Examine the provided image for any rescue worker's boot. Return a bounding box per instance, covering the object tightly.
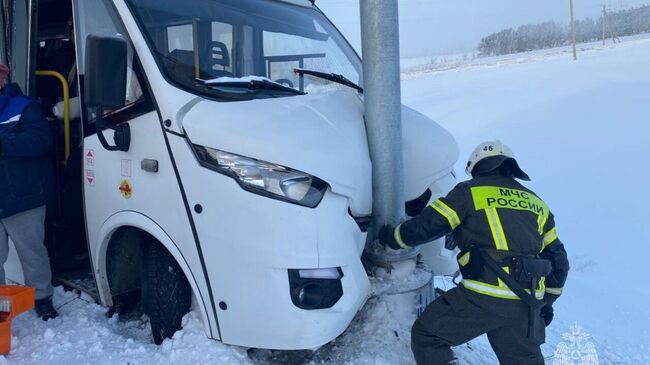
[35,297,59,321]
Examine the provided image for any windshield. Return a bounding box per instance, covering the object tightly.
[127,0,362,100]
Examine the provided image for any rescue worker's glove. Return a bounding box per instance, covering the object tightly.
[541,294,559,327]
[378,225,403,250]
[541,304,554,327]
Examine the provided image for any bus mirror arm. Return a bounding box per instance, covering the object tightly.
[95,106,131,152]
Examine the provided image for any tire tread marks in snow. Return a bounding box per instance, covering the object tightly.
[143,242,192,345]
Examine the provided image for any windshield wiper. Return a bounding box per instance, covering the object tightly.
[294,68,363,93]
[200,78,305,96]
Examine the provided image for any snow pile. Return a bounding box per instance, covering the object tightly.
[4,285,421,365]
[312,293,417,364]
[7,287,249,365]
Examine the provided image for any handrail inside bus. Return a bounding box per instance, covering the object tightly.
[35,70,70,166]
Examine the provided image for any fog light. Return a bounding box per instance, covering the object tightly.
[297,283,325,308]
[288,268,344,310]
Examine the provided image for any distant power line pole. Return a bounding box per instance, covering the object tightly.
[569,0,577,60]
[602,5,621,45]
[602,5,606,44]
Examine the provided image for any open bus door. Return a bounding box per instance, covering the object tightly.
[1,0,96,298]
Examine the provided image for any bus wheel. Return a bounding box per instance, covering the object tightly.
[142,242,191,345]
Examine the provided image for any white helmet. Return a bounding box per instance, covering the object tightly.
[465,140,530,180]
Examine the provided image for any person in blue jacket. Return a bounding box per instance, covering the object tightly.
[0,64,57,320]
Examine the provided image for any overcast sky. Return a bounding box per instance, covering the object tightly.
[318,0,650,57]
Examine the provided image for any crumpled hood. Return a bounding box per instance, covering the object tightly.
[181,90,458,215]
[181,90,373,215]
[401,106,459,200]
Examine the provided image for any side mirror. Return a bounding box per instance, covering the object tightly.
[84,34,130,152]
[85,34,127,108]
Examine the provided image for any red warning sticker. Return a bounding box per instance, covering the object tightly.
[85,149,94,166]
[119,179,132,199]
[85,170,95,186]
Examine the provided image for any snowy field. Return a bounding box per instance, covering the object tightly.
[400,33,650,75]
[402,35,650,364]
[5,37,650,364]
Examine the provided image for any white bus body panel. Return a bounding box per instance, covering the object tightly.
[82,110,219,339]
[169,131,371,349]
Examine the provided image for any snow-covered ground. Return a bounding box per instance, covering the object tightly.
[5,37,650,364]
[403,35,650,364]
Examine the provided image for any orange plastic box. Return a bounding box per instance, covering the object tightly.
[0,320,10,355]
[0,285,35,355]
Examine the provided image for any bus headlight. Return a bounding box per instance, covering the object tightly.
[193,145,328,208]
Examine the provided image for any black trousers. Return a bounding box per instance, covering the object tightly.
[411,286,545,365]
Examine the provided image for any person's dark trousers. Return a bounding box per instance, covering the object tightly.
[411,286,544,365]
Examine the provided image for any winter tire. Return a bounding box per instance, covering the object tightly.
[142,243,191,345]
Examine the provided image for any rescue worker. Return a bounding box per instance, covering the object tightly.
[0,64,58,320]
[380,141,569,365]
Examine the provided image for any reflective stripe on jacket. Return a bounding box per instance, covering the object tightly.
[389,175,569,300]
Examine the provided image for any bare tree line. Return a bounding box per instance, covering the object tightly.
[478,5,650,56]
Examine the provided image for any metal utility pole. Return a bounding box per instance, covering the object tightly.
[569,0,577,60]
[360,0,405,234]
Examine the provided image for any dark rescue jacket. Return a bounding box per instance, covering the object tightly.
[389,175,569,301]
[0,84,52,219]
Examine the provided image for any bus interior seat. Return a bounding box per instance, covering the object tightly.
[208,41,232,78]
[167,43,233,82]
[167,49,199,86]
